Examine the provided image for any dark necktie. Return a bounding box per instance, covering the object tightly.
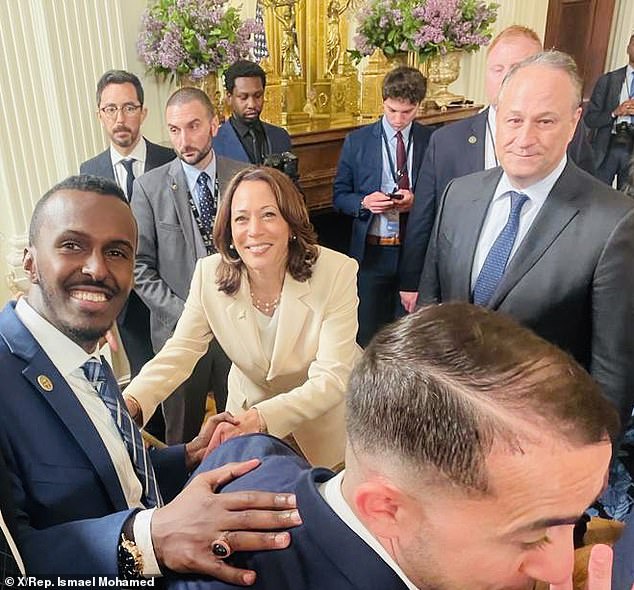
[0,519,21,577]
[121,158,136,201]
[473,191,529,306]
[196,172,215,232]
[630,73,634,124]
[247,128,262,164]
[396,131,410,190]
[82,358,162,509]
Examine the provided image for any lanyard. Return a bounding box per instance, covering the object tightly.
[380,118,413,188]
[186,179,219,256]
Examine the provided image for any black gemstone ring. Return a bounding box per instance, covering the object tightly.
[211,534,232,559]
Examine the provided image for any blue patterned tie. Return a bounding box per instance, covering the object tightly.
[473,191,529,306]
[82,358,162,508]
[196,172,215,232]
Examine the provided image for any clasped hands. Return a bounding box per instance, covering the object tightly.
[613,98,634,118]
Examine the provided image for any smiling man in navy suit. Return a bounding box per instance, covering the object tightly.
[80,70,175,380]
[0,175,301,580]
[333,66,431,346]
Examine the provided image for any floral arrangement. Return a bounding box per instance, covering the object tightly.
[137,0,261,79]
[351,0,498,62]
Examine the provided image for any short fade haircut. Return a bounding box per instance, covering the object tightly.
[29,175,128,246]
[382,66,427,105]
[346,303,619,494]
[487,25,542,55]
[96,70,144,106]
[500,50,583,110]
[224,60,267,93]
[165,86,216,119]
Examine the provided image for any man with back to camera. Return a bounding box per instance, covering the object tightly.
[214,59,292,165]
[585,33,634,191]
[0,175,301,580]
[399,26,595,313]
[167,302,623,590]
[129,87,246,444]
[333,66,432,347]
[80,69,175,379]
[418,49,634,436]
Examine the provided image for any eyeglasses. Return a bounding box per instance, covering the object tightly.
[99,104,143,119]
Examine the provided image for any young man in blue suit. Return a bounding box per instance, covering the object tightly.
[80,70,175,380]
[399,26,595,312]
[333,66,431,346]
[0,175,301,580]
[168,303,621,590]
[585,33,634,190]
[214,60,292,164]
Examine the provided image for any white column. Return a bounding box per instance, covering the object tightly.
[605,0,634,71]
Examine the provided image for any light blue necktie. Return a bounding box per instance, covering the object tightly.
[196,171,215,232]
[82,357,162,508]
[473,191,529,306]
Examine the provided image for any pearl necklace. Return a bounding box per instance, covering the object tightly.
[250,291,281,314]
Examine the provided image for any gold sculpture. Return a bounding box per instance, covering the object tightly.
[262,0,302,78]
[326,0,350,78]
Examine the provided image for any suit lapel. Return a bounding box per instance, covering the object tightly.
[225,276,270,375]
[95,151,115,180]
[467,109,488,171]
[609,67,627,107]
[0,306,127,509]
[453,167,503,299]
[488,164,581,309]
[144,139,158,172]
[224,125,250,162]
[370,121,384,189]
[410,123,426,189]
[167,160,199,260]
[267,274,311,380]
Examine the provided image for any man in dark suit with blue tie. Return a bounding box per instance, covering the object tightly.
[214,60,292,164]
[333,66,431,346]
[418,51,634,514]
[80,70,175,379]
[585,34,634,190]
[0,175,300,579]
[168,303,621,590]
[399,27,594,312]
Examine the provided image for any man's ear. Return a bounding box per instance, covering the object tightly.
[353,479,411,539]
[23,247,38,284]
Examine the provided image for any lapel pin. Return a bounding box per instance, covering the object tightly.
[37,375,54,392]
[171,183,177,190]
[468,135,477,144]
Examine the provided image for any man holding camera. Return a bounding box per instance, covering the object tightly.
[333,67,432,347]
[585,33,634,190]
[214,60,295,176]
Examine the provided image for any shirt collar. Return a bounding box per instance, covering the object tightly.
[15,298,98,377]
[487,105,497,136]
[320,470,419,590]
[381,115,412,143]
[181,153,217,196]
[494,154,567,207]
[110,136,147,167]
[231,114,264,138]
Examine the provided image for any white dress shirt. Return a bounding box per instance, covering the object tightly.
[484,106,499,170]
[615,65,634,127]
[319,471,419,590]
[110,137,147,194]
[15,298,160,576]
[471,155,567,290]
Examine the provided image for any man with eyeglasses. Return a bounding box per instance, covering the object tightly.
[80,70,175,384]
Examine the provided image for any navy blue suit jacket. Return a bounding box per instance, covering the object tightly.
[613,508,634,590]
[0,302,187,575]
[333,119,432,263]
[213,121,292,163]
[585,66,628,169]
[168,434,408,590]
[399,108,596,291]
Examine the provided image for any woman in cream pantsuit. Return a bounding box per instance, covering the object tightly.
[124,167,362,468]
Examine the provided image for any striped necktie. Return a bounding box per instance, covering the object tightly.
[121,158,136,201]
[473,191,529,306]
[82,357,162,508]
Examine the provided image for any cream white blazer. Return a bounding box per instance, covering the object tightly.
[124,246,361,468]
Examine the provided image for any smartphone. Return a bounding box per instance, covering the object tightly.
[386,192,404,201]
